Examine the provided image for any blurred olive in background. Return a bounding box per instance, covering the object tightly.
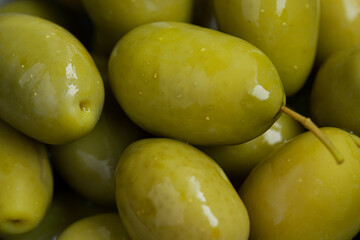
[0,0,69,27]
[4,188,111,240]
[50,100,149,207]
[317,0,360,64]
[0,120,53,236]
[201,114,304,188]
[81,0,194,54]
[58,213,130,240]
[311,47,360,136]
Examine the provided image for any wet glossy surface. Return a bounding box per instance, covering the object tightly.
[201,114,304,188]
[317,0,360,64]
[58,213,130,240]
[311,47,360,136]
[0,120,53,236]
[116,138,250,240]
[51,98,148,206]
[0,14,104,144]
[82,0,193,54]
[239,128,360,240]
[109,21,285,146]
[214,0,320,96]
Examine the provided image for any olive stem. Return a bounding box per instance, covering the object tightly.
[351,135,360,148]
[280,105,344,164]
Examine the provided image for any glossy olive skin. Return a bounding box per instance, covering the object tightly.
[116,138,250,240]
[51,100,148,206]
[317,0,360,64]
[239,128,360,240]
[58,213,130,240]
[201,114,304,188]
[0,14,104,144]
[0,0,68,26]
[0,120,53,236]
[109,22,285,146]
[4,189,111,240]
[214,0,320,96]
[311,47,360,136]
[82,0,193,53]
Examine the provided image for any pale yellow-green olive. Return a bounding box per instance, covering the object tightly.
[109,21,285,146]
[201,113,304,188]
[311,47,360,136]
[239,128,360,240]
[4,188,111,240]
[0,0,68,26]
[116,138,250,240]
[317,0,360,64]
[0,13,104,144]
[51,101,148,207]
[0,120,53,236]
[58,213,130,240]
[82,0,194,53]
[214,0,320,96]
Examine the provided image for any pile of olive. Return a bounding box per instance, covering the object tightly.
[0,0,360,240]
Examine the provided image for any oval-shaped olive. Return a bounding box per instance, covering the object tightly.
[0,120,53,236]
[214,0,320,96]
[58,213,130,240]
[116,138,250,240]
[109,21,285,146]
[311,47,360,136]
[82,0,194,54]
[239,128,360,240]
[317,0,360,64]
[0,13,104,144]
[201,113,304,188]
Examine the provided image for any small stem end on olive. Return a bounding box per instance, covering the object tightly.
[280,105,344,165]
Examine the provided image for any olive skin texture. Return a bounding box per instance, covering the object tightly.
[4,189,111,240]
[0,120,53,236]
[0,13,104,144]
[214,0,320,96]
[109,21,285,146]
[201,113,304,188]
[82,0,194,53]
[239,128,360,240]
[311,47,360,136]
[317,0,360,64]
[58,213,130,240]
[51,100,148,207]
[116,138,250,240]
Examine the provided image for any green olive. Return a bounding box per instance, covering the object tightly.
[239,128,360,240]
[0,0,68,27]
[109,21,285,146]
[201,113,304,188]
[50,100,148,207]
[4,188,111,240]
[0,120,53,236]
[116,138,250,240]
[311,47,360,136]
[214,0,320,96]
[0,13,104,144]
[82,0,194,54]
[58,213,130,240]
[317,0,360,64]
